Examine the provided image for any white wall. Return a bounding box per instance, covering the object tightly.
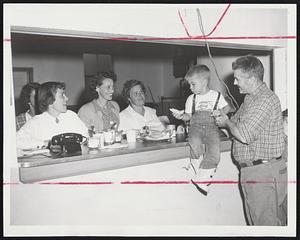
[12,53,85,105]
[197,55,271,89]
[10,152,246,229]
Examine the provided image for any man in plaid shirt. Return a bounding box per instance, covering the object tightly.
[216,55,287,226]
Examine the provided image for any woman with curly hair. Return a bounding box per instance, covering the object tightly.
[78,72,120,133]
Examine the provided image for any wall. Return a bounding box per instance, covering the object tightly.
[12,53,85,106]
[10,152,246,230]
[113,56,176,103]
[197,54,271,108]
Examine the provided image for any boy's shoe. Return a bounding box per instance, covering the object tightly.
[191,168,216,196]
[183,156,203,175]
[191,179,210,196]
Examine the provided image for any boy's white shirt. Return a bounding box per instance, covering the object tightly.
[185,90,228,114]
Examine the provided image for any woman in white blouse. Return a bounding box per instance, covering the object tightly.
[16,82,88,150]
[118,79,168,132]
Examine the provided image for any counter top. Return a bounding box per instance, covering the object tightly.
[18,135,232,183]
[18,135,189,168]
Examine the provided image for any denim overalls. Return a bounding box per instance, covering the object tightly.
[188,92,221,169]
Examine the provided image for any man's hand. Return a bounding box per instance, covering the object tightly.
[215,110,229,127]
[216,111,247,144]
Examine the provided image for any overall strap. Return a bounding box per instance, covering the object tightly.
[213,92,221,110]
[192,94,196,115]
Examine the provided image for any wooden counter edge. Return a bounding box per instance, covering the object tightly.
[19,140,232,183]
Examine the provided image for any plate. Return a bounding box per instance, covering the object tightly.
[143,132,170,141]
[18,148,51,158]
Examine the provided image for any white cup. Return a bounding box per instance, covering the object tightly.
[126,129,137,143]
[93,133,104,148]
[103,130,115,145]
[88,137,99,148]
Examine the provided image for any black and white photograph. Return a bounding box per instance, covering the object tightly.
[3,3,296,237]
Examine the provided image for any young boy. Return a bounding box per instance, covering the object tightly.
[172,64,231,195]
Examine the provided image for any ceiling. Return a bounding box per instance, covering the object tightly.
[11,33,272,59]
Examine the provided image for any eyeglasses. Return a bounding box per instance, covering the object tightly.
[131,91,145,97]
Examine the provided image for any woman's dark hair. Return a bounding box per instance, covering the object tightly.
[38,81,66,113]
[88,71,117,100]
[19,82,40,114]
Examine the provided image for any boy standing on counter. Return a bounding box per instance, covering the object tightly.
[172,64,232,195]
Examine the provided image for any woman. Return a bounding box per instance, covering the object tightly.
[16,82,40,131]
[78,72,120,133]
[119,79,167,132]
[17,81,88,150]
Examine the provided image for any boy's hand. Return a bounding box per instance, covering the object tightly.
[172,112,184,120]
[215,111,229,127]
[212,109,221,118]
[170,108,184,120]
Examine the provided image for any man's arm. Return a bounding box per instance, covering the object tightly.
[222,104,235,115]
[215,111,246,144]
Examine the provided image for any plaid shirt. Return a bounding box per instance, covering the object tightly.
[16,112,27,131]
[231,83,285,163]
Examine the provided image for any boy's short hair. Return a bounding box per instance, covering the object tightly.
[38,81,66,113]
[185,64,211,80]
[232,55,264,81]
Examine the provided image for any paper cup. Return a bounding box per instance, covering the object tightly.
[126,129,137,143]
[93,133,104,148]
[88,137,99,148]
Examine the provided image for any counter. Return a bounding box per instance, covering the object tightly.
[18,135,232,183]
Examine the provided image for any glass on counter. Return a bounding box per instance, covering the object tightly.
[88,132,105,149]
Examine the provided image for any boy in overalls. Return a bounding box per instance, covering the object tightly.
[173,64,231,195]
